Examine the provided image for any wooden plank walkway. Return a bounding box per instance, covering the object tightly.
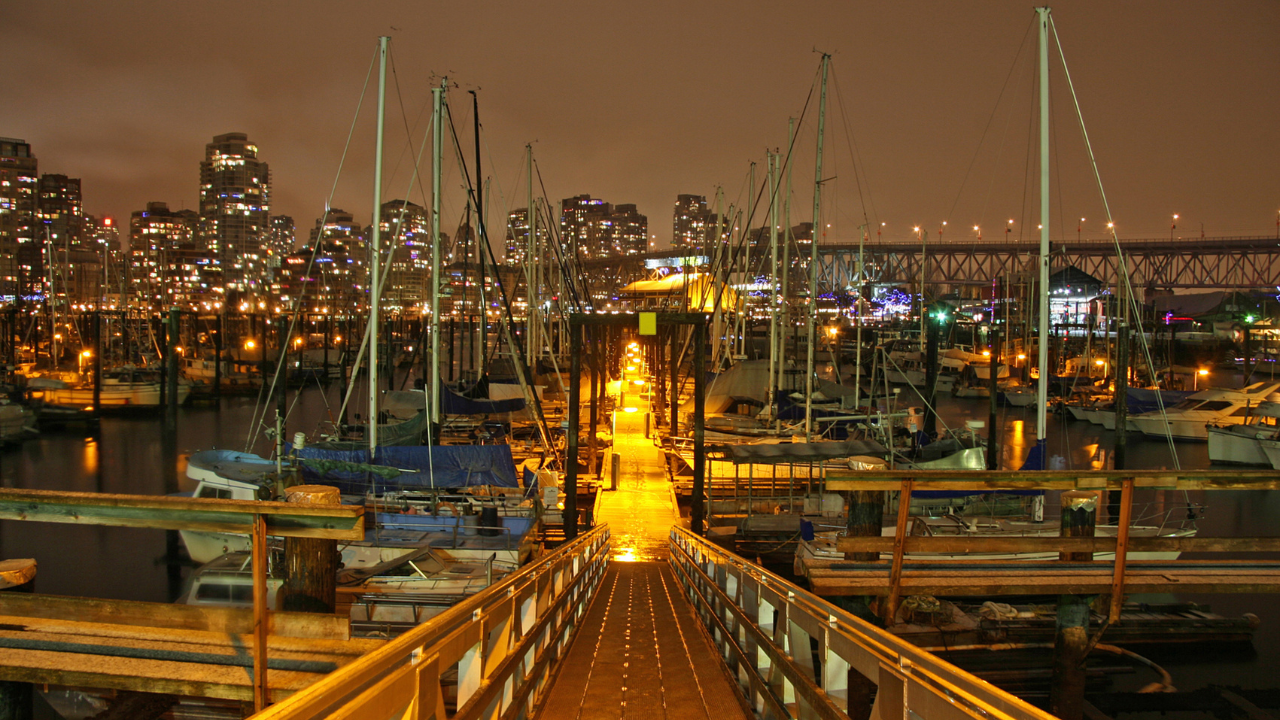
[536,383,748,719]
[0,593,383,703]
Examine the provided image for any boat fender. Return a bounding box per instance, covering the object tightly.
[800,519,815,541]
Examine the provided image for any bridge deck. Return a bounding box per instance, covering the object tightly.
[536,387,748,719]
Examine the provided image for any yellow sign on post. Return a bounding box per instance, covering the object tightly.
[638,312,657,336]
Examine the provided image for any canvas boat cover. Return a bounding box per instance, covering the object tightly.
[721,438,887,465]
[290,443,518,490]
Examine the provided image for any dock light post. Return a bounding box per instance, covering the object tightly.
[1195,367,1208,391]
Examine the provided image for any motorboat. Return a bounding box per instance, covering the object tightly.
[1126,381,1280,441]
[1206,401,1280,465]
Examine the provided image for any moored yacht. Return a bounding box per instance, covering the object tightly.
[1127,381,1280,441]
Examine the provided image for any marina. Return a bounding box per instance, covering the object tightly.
[1,5,1279,720]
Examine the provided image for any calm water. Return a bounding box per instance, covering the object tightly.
[1,372,1275,699]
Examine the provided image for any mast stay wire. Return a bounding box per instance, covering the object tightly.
[244,43,378,453]
[1049,17,1182,474]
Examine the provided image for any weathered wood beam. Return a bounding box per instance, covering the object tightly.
[831,536,1280,554]
[0,488,364,540]
[824,469,1280,491]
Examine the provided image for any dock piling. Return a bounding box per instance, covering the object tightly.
[1051,490,1098,720]
[280,485,340,613]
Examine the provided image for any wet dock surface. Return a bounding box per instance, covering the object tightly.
[536,384,749,719]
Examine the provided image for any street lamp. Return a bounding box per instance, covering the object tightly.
[1195,367,1209,391]
[1078,218,1085,243]
[1171,214,1179,241]
[974,224,981,241]
[1006,219,1013,240]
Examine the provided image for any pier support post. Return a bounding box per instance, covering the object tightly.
[1051,490,1098,720]
[280,485,340,613]
[166,307,179,429]
[986,326,1000,470]
[923,309,939,438]
[692,321,706,535]
[1111,320,1129,521]
[214,309,223,400]
[565,322,581,541]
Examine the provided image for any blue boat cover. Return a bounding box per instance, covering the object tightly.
[442,386,525,415]
[289,443,518,491]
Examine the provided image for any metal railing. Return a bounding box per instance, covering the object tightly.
[252,524,610,719]
[669,526,1056,720]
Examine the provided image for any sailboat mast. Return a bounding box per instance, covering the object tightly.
[1036,7,1051,454]
[429,79,445,426]
[805,53,831,441]
[525,144,537,363]
[471,92,487,383]
[778,118,793,420]
[368,35,388,452]
[767,152,779,422]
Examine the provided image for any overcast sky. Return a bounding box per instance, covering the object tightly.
[5,1,1277,250]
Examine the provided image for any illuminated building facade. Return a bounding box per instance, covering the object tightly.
[199,132,270,297]
[560,195,648,259]
[129,202,201,310]
[275,209,365,316]
[382,199,430,313]
[0,137,38,300]
[504,207,548,267]
[264,214,295,281]
[673,194,707,250]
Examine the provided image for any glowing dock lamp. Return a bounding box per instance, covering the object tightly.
[626,365,636,373]
[632,379,645,386]
[245,339,257,351]
[1195,367,1209,391]
[827,326,839,337]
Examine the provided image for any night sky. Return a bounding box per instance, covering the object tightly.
[5,1,1277,250]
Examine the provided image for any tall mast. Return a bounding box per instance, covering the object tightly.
[525,144,537,363]
[1035,7,1051,461]
[805,54,830,441]
[429,79,445,427]
[368,35,388,452]
[766,151,780,422]
[471,91,487,383]
[778,118,794,420]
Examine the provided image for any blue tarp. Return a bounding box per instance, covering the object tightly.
[442,386,525,415]
[288,443,519,492]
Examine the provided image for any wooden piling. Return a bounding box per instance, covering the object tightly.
[986,326,1000,470]
[166,308,179,430]
[692,321,706,535]
[1051,490,1097,720]
[279,485,340,614]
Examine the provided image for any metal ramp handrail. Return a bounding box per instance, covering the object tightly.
[669,526,1057,720]
[252,524,610,719]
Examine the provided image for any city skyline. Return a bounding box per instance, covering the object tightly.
[4,2,1278,248]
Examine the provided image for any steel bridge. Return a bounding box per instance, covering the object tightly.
[583,236,1280,296]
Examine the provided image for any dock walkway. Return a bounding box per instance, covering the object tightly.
[535,389,748,719]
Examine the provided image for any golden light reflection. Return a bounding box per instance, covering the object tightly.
[83,437,99,476]
[613,546,639,562]
[632,379,645,386]
[624,407,638,413]
[626,366,636,372]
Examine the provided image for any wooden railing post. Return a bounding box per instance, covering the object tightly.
[1109,478,1135,623]
[882,478,913,625]
[252,513,270,712]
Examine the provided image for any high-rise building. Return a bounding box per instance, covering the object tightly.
[129,202,201,310]
[504,206,548,267]
[673,194,707,250]
[85,215,125,308]
[264,215,295,281]
[276,209,365,315]
[199,132,270,297]
[608,204,648,256]
[0,137,38,300]
[560,195,612,259]
[560,195,648,259]
[382,199,430,313]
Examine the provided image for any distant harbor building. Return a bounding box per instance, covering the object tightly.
[0,137,38,300]
[609,204,648,256]
[199,132,271,298]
